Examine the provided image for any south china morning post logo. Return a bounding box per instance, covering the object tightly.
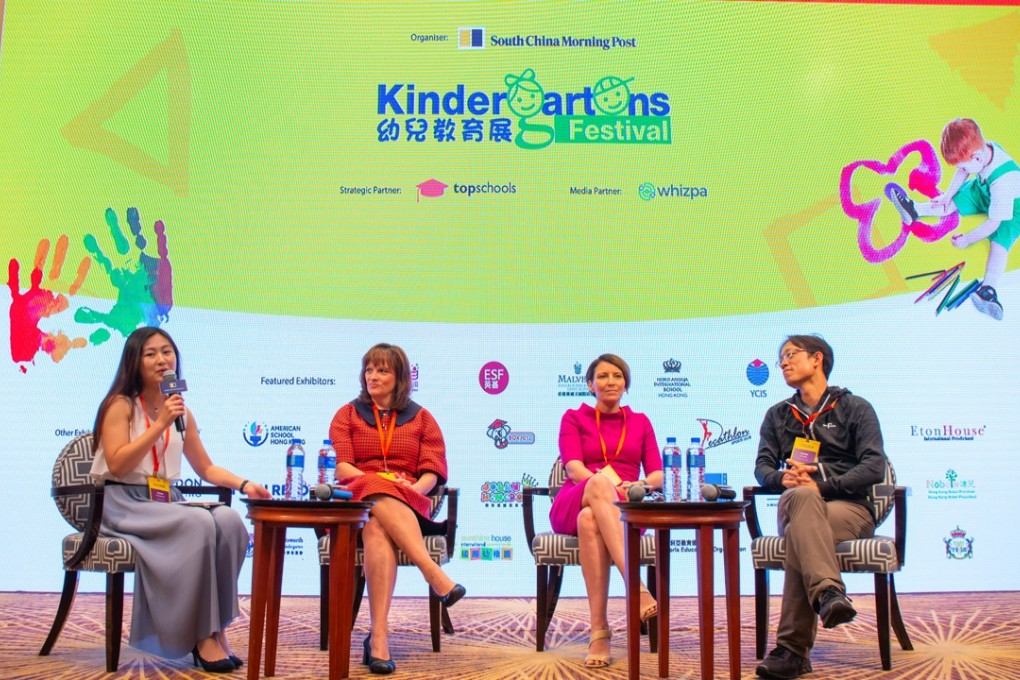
[654,358,690,398]
[557,361,590,398]
[944,526,974,560]
[486,419,536,449]
[926,469,977,501]
[375,70,671,150]
[909,424,987,442]
[459,534,514,561]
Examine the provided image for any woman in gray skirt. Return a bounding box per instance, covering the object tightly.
[89,327,270,672]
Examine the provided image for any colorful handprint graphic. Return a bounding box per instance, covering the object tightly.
[7,236,91,371]
[74,207,174,341]
[840,140,959,263]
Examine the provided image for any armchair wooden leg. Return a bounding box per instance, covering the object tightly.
[441,605,454,635]
[39,570,79,657]
[875,573,892,671]
[429,589,441,652]
[535,565,549,652]
[547,565,564,623]
[319,564,329,651]
[754,569,769,660]
[889,574,913,651]
[645,565,658,654]
[106,572,125,673]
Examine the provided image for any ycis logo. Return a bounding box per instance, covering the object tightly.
[243,422,269,447]
[486,419,536,449]
[746,359,769,398]
[479,361,509,394]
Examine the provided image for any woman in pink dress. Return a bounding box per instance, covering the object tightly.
[329,343,464,675]
[549,353,663,668]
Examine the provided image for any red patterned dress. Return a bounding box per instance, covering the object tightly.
[329,399,447,520]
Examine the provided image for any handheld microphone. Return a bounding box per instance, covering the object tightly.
[159,371,188,433]
[627,484,647,502]
[701,483,737,501]
[313,483,354,501]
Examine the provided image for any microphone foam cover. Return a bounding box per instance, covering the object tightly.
[701,484,719,501]
[313,483,332,501]
[627,484,646,502]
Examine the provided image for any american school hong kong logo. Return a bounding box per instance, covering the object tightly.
[243,422,269,447]
[486,419,536,449]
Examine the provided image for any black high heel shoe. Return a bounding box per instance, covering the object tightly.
[362,634,396,675]
[191,645,236,673]
[435,583,466,609]
[229,655,243,669]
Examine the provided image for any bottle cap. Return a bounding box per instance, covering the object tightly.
[691,437,700,444]
[323,439,331,445]
[666,437,676,443]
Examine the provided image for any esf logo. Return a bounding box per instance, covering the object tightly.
[486,419,536,448]
[747,359,769,398]
[243,422,269,447]
[479,361,509,395]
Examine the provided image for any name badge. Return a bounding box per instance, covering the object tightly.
[598,464,623,486]
[376,472,399,481]
[148,476,171,503]
[791,437,820,464]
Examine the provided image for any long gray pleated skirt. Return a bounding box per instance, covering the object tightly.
[100,484,249,659]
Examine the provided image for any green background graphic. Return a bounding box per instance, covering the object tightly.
[1,2,1018,322]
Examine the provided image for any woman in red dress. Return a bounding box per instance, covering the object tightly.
[329,343,464,675]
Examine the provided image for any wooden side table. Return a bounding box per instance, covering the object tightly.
[618,500,749,680]
[243,499,372,680]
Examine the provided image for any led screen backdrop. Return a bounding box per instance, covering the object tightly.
[1,1,1018,596]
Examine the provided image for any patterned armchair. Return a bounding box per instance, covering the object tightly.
[316,486,459,652]
[743,459,913,670]
[522,458,657,653]
[38,433,233,672]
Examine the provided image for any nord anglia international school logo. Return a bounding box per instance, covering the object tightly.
[243,422,269,447]
[944,526,974,560]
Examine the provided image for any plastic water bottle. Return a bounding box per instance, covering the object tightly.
[662,437,683,502]
[317,439,337,485]
[284,438,306,500]
[686,437,706,501]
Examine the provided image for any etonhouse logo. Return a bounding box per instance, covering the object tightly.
[243,422,269,447]
[375,71,670,150]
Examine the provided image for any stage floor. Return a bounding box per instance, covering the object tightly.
[3,591,1019,679]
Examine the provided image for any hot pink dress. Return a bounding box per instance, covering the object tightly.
[549,403,661,535]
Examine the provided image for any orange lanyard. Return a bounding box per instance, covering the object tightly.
[372,404,398,470]
[594,407,627,464]
[790,397,839,438]
[138,395,170,476]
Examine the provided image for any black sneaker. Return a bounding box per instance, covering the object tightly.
[816,586,856,629]
[971,285,1004,320]
[756,646,813,679]
[885,183,918,224]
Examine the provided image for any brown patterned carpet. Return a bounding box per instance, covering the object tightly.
[2,591,1019,679]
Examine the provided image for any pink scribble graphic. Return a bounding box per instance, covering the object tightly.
[840,140,960,263]
[7,236,91,371]
[74,208,174,340]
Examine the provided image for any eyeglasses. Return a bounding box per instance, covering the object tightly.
[776,348,810,368]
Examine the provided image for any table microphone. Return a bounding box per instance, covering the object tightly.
[312,483,354,501]
[627,484,647,502]
[701,483,737,501]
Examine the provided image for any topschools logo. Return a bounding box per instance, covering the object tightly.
[243,422,269,447]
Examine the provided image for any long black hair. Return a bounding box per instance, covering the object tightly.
[91,327,182,451]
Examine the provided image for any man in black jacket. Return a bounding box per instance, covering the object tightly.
[754,335,887,680]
